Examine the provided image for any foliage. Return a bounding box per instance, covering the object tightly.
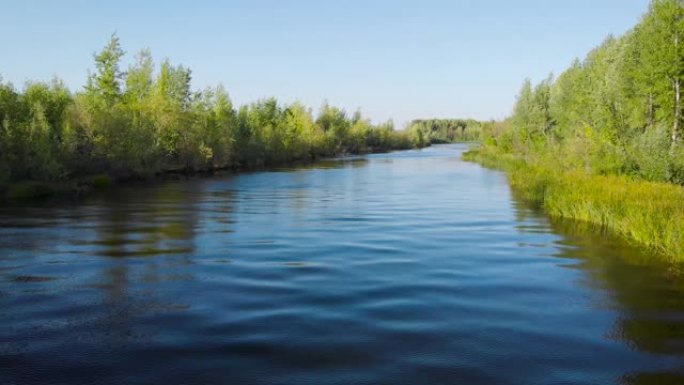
[406,119,483,144]
[465,0,684,259]
[478,0,684,185]
[0,35,425,192]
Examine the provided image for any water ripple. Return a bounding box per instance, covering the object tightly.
[1,144,683,384]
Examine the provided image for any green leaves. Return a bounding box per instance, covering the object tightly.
[0,35,423,189]
[87,34,125,108]
[405,119,483,144]
[495,0,684,185]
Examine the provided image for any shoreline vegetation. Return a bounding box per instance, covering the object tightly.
[464,0,684,261]
[0,35,430,200]
[463,147,684,261]
[406,119,483,143]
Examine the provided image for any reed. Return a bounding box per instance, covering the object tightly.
[464,147,684,260]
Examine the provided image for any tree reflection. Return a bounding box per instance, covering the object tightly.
[94,183,200,258]
[88,181,209,348]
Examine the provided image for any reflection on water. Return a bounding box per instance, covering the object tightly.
[1,144,684,385]
[510,192,684,384]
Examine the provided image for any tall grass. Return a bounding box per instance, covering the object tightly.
[464,146,684,260]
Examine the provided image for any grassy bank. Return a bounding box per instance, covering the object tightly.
[464,146,684,261]
[463,1,684,261]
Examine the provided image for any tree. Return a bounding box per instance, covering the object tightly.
[86,34,125,108]
[0,36,420,190]
[640,0,684,142]
[156,59,192,108]
[125,49,154,102]
[512,79,538,148]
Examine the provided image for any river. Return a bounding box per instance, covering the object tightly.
[1,144,683,385]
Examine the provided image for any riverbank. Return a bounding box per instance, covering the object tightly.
[0,145,425,201]
[463,146,684,261]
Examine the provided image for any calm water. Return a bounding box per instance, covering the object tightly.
[2,144,684,385]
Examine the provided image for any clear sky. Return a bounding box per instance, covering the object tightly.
[1,0,650,127]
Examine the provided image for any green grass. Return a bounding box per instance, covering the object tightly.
[464,146,684,260]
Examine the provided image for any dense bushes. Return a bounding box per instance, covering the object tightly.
[0,35,424,190]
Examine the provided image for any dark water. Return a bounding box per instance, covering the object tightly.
[2,144,684,385]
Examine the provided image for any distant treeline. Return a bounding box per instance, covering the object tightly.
[0,35,426,193]
[406,119,483,145]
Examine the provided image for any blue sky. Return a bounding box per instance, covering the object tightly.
[1,0,649,127]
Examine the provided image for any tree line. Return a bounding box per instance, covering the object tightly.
[465,0,684,259]
[0,35,426,190]
[406,119,483,145]
[482,0,684,184]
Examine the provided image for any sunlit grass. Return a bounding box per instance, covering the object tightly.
[464,146,684,260]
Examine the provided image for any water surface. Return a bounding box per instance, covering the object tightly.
[2,144,683,384]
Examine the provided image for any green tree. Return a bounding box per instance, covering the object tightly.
[640,0,684,142]
[86,34,125,108]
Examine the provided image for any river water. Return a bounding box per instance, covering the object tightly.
[1,144,683,385]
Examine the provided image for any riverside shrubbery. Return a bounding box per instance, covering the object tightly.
[0,35,425,197]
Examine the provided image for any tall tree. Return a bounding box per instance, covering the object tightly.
[125,49,154,102]
[640,0,684,142]
[86,34,125,107]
